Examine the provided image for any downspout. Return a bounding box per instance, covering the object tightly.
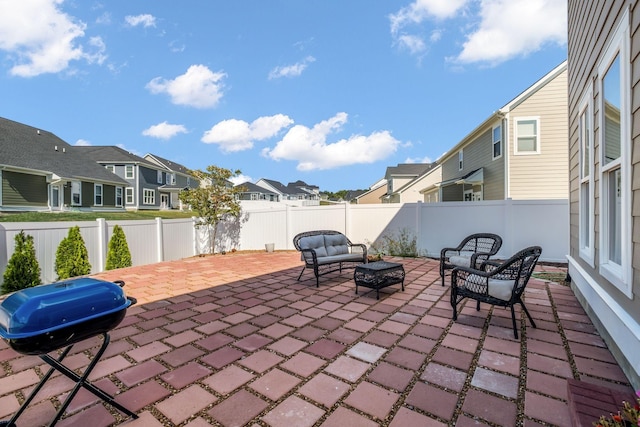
[501,113,510,199]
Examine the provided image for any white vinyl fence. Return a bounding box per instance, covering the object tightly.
[0,199,568,285]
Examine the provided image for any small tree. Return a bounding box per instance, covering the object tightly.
[179,165,245,254]
[106,225,132,270]
[55,226,91,280]
[2,231,41,294]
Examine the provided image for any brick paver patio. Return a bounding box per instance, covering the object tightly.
[0,251,634,426]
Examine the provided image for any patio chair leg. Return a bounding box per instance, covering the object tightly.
[520,301,537,329]
[297,267,306,281]
[476,300,481,311]
[510,305,519,339]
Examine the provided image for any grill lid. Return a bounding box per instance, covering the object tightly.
[0,278,132,339]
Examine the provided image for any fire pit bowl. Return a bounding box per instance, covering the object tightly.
[0,277,135,355]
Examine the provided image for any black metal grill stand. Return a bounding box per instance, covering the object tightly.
[1,332,138,427]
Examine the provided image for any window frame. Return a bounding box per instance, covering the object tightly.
[597,9,632,297]
[514,117,541,155]
[578,88,595,267]
[125,187,134,205]
[105,165,115,174]
[125,165,134,179]
[94,184,103,206]
[492,124,502,160]
[143,188,156,205]
[458,150,463,170]
[71,181,81,206]
[157,170,163,184]
[115,187,123,207]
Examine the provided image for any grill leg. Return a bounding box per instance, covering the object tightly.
[40,333,138,425]
[2,345,74,427]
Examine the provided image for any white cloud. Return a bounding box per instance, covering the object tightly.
[142,121,188,140]
[146,65,227,108]
[0,0,99,77]
[125,14,156,28]
[405,155,433,163]
[454,0,567,65]
[263,113,401,171]
[230,174,253,186]
[201,114,293,153]
[269,56,316,79]
[75,138,91,146]
[390,0,566,65]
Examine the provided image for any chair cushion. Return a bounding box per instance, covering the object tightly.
[487,278,515,301]
[299,235,328,261]
[324,234,349,256]
[449,251,475,267]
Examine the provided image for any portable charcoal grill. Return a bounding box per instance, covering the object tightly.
[0,278,138,426]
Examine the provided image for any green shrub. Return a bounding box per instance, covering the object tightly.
[55,226,91,280]
[2,230,41,294]
[106,225,132,270]
[368,227,420,258]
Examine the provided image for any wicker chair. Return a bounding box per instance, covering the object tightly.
[450,246,542,339]
[439,233,503,286]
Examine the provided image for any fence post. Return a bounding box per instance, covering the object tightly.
[286,205,291,250]
[156,217,164,262]
[415,201,422,254]
[345,202,351,236]
[96,218,107,273]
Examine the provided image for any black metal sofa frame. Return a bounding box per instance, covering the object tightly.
[293,230,367,287]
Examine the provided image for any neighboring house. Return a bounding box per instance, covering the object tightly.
[79,146,174,211]
[235,181,279,201]
[353,179,388,204]
[381,163,435,203]
[255,179,320,205]
[143,153,199,209]
[0,117,129,212]
[567,1,639,388]
[430,61,568,202]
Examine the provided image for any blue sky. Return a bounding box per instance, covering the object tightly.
[0,0,567,192]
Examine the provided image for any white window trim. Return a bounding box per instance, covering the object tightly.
[492,124,502,160]
[458,150,463,170]
[143,188,155,205]
[105,165,115,173]
[157,170,163,184]
[94,184,103,206]
[597,9,632,297]
[125,187,134,205]
[170,173,176,185]
[578,88,595,267]
[115,187,123,207]
[514,117,541,155]
[71,181,81,206]
[125,165,134,179]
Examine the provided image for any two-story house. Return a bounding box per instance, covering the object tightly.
[79,146,175,211]
[567,0,638,388]
[381,163,436,203]
[0,117,129,212]
[422,61,568,202]
[143,153,199,209]
[255,179,320,205]
[235,181,279,202]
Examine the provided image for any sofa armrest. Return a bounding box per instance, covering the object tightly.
[300,248,319,266]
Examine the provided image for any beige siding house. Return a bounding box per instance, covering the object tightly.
[353,179,387,204]
[567,0,639,388]
[381,163,435,203]
[431,61,568,202]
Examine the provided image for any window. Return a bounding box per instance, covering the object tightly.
[578,89,594,266]
[105,165,115,173]
[514,118,540,154]
[157,170,163,184]
[492,124,502,159]
[125,165,134,179]
[170,173,176,185]
[143,188,155,205]
[94,184,103,206]
[597,10,631,296]
[458,150,463,170]
[116,187,123,207]
[125,187,134,205]
[187,177,190,186]
[71,181,81,206]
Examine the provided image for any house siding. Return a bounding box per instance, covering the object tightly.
[568,0,640,388]
[355,186,386,204]
[81,181,93,208]
[1,171,47,206]
[508,68,569,199]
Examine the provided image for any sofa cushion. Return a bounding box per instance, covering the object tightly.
[299,235,328,261]
[449,251,475,267]
[316,253,363,265]
[324,234,349,256]
[464,274,514,301]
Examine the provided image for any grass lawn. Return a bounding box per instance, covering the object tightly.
[0,210,195,222]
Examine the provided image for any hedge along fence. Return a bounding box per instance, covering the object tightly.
[0,199,569,285]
